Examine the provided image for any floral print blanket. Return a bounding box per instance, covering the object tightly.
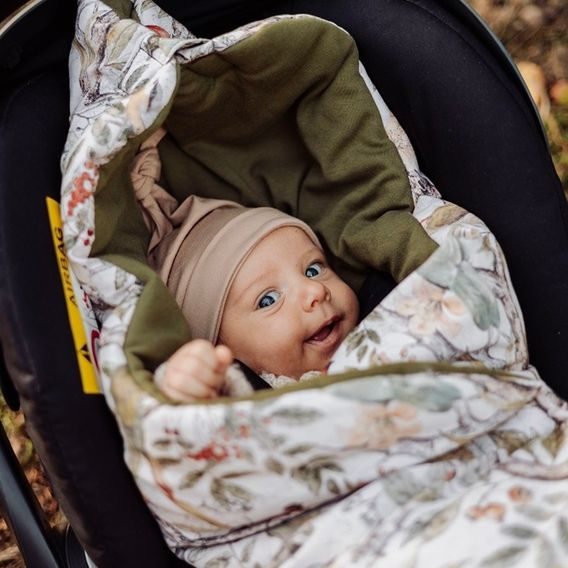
[61,1,568,566]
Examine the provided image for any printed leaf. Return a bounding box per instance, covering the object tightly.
[415,487,443,502]
[422,500,461,540]
[480,545,527,567]
[451,264,500,330]
[501,524,538,539]
[356,344,368,361]
[328,378,395,402]
[265,458,285,475]
[177,438,195,450]
[327,479,341,495]
[269,434,286,447]
[157,458,179,467]
[419,257,456,289]
[558,517,568,553]
[114,268,127,291]
[433,445,474,462]
[492,430,530,454]
[424,204,468,231]
[542,424,566,458]
[383,470,422,506]
[330,377,460,410]
[211,478,253,510]
[536,537,556,568]
[291,465,322,494]
[515,504,553,522]
[107,22,139,62]
[543,492,568,505]
[203,556,233,568]
[365,310,383,322]
[239,539,255,564]
[403,499,463,546]
[345,330,366,355]
[393,381,461,412]
[270,407,322,425]
[92,119,111,146]
[180,470,205,489]
[152,438,172,450]
[284,444,314,456]
[125,65,147,92]
[366,329,380,344]
[147,80,161,109]
[418,237,461,288]
[291,458,343,494]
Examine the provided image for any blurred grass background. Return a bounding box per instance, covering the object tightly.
[470,0,568,193]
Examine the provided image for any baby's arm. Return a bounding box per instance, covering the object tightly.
[156,340,233,402]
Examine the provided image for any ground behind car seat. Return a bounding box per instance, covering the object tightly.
[0,0,566,566]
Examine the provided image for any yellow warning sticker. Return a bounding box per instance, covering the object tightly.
[46,197,101,394]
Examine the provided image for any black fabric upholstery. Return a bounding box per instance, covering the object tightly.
[0,68,187,568]
[0,1,566,567]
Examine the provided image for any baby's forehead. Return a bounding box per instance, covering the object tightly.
[232,226,323,288]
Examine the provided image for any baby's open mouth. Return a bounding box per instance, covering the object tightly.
[307,316,340,343]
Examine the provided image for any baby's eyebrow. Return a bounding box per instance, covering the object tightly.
[232,273,269,306]
[301,246,325,263]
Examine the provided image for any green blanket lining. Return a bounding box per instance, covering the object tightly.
[159,18,437,291]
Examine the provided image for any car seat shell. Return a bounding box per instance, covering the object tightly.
[0,1,566,566]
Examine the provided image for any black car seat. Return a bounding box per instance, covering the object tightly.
[0,0,566,566]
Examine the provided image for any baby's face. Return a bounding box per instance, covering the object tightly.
[219,227,359,378]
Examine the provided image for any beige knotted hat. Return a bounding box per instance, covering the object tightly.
[131,128,322,344]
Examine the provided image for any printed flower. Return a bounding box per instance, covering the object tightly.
[466,502,506,522]
[507,485,532,504]
[397,279,466,337]
[350,401,421,450]
[67,161,97,218]
[187,442,230,463]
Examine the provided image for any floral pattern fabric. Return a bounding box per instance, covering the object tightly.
[62,1,568,566]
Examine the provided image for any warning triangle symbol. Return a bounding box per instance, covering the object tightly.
[79,343,91,363]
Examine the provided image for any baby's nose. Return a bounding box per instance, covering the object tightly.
[302,280,331,310]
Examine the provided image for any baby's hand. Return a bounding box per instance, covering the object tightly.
[157,340,233,402]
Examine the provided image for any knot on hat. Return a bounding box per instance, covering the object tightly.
[131,147,162,200]
[130,127,179,255]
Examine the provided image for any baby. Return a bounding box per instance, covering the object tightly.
[132,129,358,402]
[162,222,359,402]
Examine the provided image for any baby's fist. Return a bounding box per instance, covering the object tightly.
[157,340,233,402]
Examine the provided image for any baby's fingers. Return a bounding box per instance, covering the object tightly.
[159,340,231,402]
[214,345,233,372]
[170,339,218,370]
[160,365,218,402]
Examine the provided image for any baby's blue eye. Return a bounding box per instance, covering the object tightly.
[257,291,281,309]
[305,262,324,278]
